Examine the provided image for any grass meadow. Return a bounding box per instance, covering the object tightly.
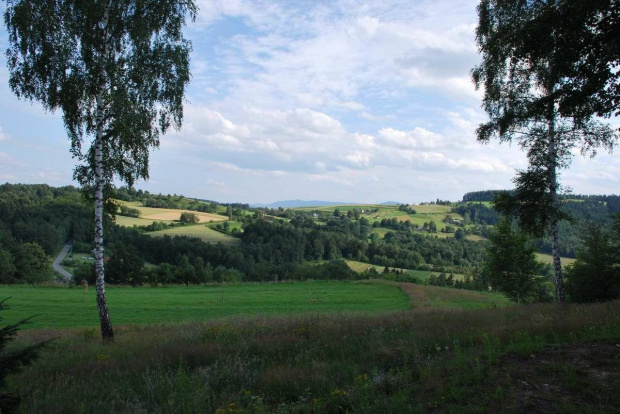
[6,292,619,413]
[0,281,413,330]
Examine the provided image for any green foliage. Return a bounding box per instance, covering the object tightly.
[0,249,17,284]
[105,243,144,286]
[0,298,46,413]
[118,205,140,218]
[566,217,620,302]
[485,218,543,304]
[13,243,51,284]
[179,212,199,224]
[4,0,197,188]
[473,0,618,303]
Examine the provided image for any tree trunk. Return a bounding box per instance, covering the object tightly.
[548,111,566,303]
[94,93,114,342]
[94,3,114,342]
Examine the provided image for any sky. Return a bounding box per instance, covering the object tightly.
[0,0,618,204]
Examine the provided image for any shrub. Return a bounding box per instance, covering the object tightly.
[0,298,47,413]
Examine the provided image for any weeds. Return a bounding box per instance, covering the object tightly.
[6,299,620,413]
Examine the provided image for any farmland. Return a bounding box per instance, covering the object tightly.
[0,281,415,330]
[115,200,228,226]
[148,225,240,246]
[344,260,467,282]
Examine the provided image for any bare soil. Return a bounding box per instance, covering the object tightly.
[493,341,620,413]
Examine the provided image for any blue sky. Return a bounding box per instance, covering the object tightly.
[0,0,618,204]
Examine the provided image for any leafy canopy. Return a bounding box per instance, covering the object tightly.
[4,0,197,187]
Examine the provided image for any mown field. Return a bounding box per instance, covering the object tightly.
[536,253,578,267]
[115,200,229,226]
[0,281,414,330]
[344,260,467,282]
[6,294,619,413]
[147,224,240,246]
[296,203,456,227]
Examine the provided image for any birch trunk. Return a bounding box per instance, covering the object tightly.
[94,90,114,341]
[548,111,566,303]
[94,3,114,341]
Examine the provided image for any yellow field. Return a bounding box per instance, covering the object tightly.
[344,260,465,282]
[535,253,577,267]
[115,201,228,225]
[148,225,240,246]
[466,234,487,242]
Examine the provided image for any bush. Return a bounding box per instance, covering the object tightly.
[179,212,199,224]
[0,298,47,413]
[566,220,620,303]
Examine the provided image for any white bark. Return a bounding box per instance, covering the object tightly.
[548,110,566,303]
[94,3,114,341]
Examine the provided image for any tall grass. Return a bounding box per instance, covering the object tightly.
[7,299,620,413]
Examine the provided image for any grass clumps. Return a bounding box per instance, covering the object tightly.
[6,299,620,413]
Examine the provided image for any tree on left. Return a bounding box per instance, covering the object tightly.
[3,0,197,342]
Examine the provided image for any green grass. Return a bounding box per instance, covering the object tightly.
[0,281,410,330]
[148,224,241,246]
[7,299,619,414]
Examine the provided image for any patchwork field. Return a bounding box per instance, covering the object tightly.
[344,260,466,282]
[148,225,240,246]
[115,200,228,225]
[536,253,577,267]
[0,281,411,330]
[296,203,460,228]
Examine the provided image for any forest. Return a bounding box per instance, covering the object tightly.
[1,183,618,304]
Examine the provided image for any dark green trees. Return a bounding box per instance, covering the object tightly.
[473,0,618,302]
[179,212,200,224]
[4,0,196,341]
[106,244,144,286]
[485,218,542,304]
[566,216,620,302]
[0,299,46,413]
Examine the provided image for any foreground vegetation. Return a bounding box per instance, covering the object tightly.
[7,297,619,413]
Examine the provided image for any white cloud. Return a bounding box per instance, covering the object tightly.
[206,179,226,187]
[378,127,443,149]
[0,126,9,141]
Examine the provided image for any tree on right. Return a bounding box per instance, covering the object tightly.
[472,0,619,302]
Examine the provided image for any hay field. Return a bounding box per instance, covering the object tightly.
[115,201,228,225]
[535,253,577,267]
[148,225,240,246]
[344,260,466,282]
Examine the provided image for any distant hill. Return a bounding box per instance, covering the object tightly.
[380,201,402,205]
[250,200,354,208]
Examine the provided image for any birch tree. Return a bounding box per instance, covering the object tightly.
[4,0,196,341]
[472,0,618,303]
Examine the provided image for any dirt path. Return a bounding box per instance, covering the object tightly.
[52,243,73,281]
